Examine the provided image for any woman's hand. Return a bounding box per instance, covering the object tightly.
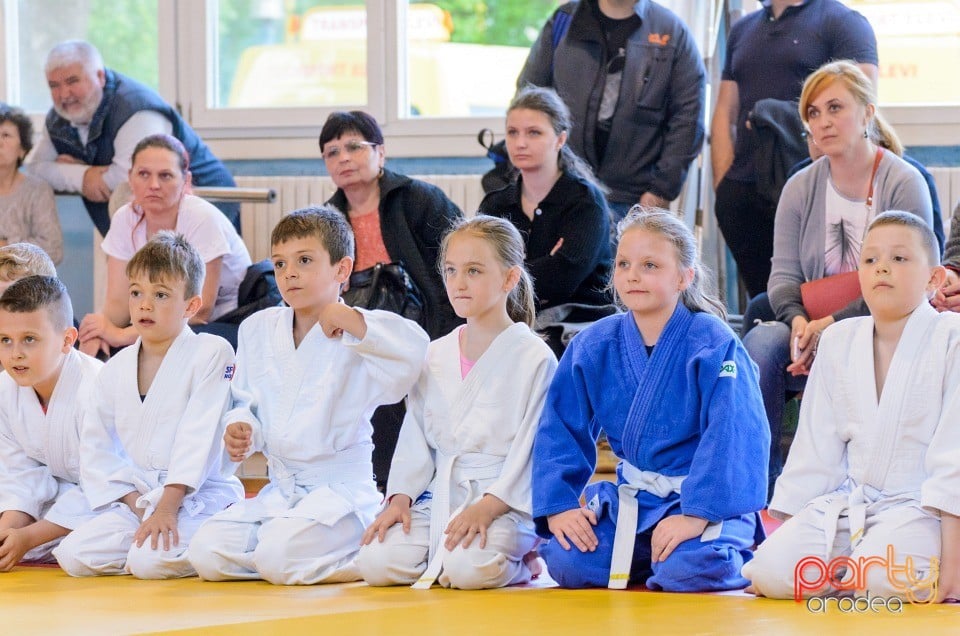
[79,313,135,348]
[786,315,833,376]
[932,269,960,313]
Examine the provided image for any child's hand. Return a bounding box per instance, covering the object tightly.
[650,514,708,563]
[224,422,253,462]
[318,303,366,340]
[134,509,180,551]
[0,527,30,571]
[547,507,598,552]
[444,495,509,551]
[361,494,412,545]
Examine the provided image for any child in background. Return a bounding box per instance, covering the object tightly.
[54,232,242,578]
[0,276,102,570]
[188,206,428,585]
[0,243,56,295]
[358,216,557,589]
[744,211,960,602]
[532,207,769,590]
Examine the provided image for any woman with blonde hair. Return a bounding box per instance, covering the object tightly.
[743,60,934,498]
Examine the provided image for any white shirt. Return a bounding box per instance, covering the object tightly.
[101,195,251,319]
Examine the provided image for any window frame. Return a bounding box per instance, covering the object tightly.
[0,0,956,162]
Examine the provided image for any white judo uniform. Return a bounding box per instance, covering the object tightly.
[356,323,558,589]
[0,349,102,562]
[187,306,429,585]
[53,328,243,579]
[743,303,960,600]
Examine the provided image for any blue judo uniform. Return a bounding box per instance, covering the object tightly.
[532,304,770,590]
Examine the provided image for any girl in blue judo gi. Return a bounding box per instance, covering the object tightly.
[532,207,770,590]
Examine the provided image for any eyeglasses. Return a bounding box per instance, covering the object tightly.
[322,140,378,160]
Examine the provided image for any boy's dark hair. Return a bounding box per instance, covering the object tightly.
[318,111,384,153]
[867,210,940,267]
[126,231,205,298]
[0,275,73,331]
[270,206,355,264]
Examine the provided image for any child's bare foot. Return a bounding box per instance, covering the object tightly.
[523,550,542,579]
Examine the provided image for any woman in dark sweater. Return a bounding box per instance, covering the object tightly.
[321,110,463,341]
[479,86,611,313]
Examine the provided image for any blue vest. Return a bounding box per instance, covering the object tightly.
[46,69,237,235]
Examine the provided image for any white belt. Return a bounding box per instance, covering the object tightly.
[821,483,883,560]
[268,446,373,500]
[607,461,721,589]
[412,452,504,589]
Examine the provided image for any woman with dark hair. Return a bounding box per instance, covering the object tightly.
[78,133,251,354]
[0,104,62,263]
[320,111,463,341]
[319,111,463,492]
[478,86,613,355]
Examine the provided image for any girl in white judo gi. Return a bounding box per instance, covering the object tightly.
[188,206,429,585]
[54,233,243,578]
[744,211,960,602]
[357,215,557,589]
[0,276,102,569]
[532,208,770,590]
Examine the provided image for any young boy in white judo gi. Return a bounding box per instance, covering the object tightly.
[0,276,102,570]
[357,216,557,590]
[744,211,960,602]
[188,205,429,585]
[53,232,243,578]
[0,243,57,294]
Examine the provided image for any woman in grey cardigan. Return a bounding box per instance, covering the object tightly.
[742,61,933,499]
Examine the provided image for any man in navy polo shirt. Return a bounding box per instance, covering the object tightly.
[710,0,877,298]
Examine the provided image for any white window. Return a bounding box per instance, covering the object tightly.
[843,0,960,106]
[400,1,558,118]
[9,0,161,110]
[2,0,954,161]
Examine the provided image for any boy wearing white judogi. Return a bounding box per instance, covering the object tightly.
[0,276,102,569]
[54,232,243,578]
[744,211,960,602]
[357,217,557,590]
[188,206,429,585]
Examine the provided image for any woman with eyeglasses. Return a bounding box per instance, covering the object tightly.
[320,110,463,493]
[741,61,934,501]
[320,111,463,341]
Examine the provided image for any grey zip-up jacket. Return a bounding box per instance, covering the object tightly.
[518,0,705,203]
